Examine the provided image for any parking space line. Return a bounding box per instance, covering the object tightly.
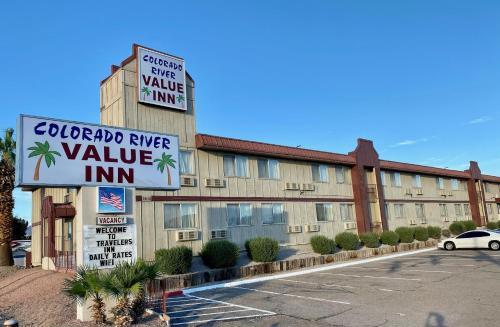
[171,308,251,318]
[231,286,351,305]
[169,305,233,314]
[169,313,276,326]
[376,261,476,267]
[277,277,396,292]
[186,294,276,315]
[345,267,452,274]
[319,272,421,281]
[168,301,213,308]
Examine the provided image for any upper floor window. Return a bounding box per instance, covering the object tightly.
[413,175,422,188]
[451,179,459,191]
[436,177,445,190]
[340,203,354,221]
[262,203,284,224]
[224,155,249,177]
[390,172,402,187]
[316,203,334,222]
[312,164,329,182]
[484,182,490,193]
[258,159,280,179]
[439,204,448,217]
[227,203,252,226]
[454,204,463,216]
[380,171,386,186]
[179,150,194,175]
[415,203,425,218]
[394,204,404,218]
[335,166,346,184]
[164,203,197,229]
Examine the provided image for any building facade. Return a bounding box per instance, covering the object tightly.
[29,44,500,268]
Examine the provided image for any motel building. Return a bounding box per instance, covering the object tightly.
[20,45,500,284]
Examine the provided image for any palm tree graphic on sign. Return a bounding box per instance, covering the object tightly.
[28,141,61,181]
[154,153,176,186]
[141,87,151,100]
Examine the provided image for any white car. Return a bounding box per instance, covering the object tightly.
[438,230,500,251]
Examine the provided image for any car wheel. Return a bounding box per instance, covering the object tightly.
[489,241,500,251]
[444,241,455,251]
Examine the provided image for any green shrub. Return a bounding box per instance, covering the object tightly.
[395,227,415,243]
[427,226,442,239]
[310,235,336,254]
[380,230,399,245]
[487,221,499,230]
[155,246,192,275]
[335,232,360,250]
[442,229,451,237]
[449,221,465,235]
[244,239,252,259]
[414,226,429,241]
[200,240,239,268]
[359,232,380,248]
[462,220,476,231]
[248,237,280,262]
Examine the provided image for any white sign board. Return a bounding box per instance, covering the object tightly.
[16,115,180,189]
[97,216,128,225]
[83,224,136,269]
[137,47,186,111]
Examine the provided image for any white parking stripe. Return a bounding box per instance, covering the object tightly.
[231,286,351,305]
[186,294,275,315]
[319,272,421,281]
[169,313,275,326]
[169,305,233,314]
[168,301,211,308]
[345,267,452,274]
[277,277,395,292]
[171,308,251,319]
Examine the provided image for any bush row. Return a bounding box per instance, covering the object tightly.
[449,220,477,235]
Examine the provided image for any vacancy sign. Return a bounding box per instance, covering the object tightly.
[137,47,186,111]
[83,224,136,269]
[16,115,180,189]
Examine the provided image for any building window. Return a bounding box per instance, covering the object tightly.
[179,150,194,175]
[497,204,500,214]
[436,177,444,190]
[224,155,249,177]
[455,204,463,216]
[484,183,490,193]
[380,171,386,186]
[451,179,459,191]
[413,175,422,188]
[391,173,402,187]
[316,203,334,222]
[487,203,493,215]
[312,164,329,182]
[415,204,425,218]
[164,204,197,229]
[384,203,389,218]
[258,159,280,179]
[335,166,346,184]
[439,204,448,217]
[227,204,252,226]
[394,204,404,218]
[464,204,470,216]
[262,203,284,224]
[340,204,354,221]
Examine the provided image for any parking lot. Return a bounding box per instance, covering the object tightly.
[168,249,500,326]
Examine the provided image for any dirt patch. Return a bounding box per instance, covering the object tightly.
[0,267,162,326]
[0,266,19,280]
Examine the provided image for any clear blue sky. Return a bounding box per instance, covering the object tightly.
[1,1,499,222]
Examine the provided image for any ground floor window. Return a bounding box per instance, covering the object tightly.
[455,204,463,216]
[464,204,470,216]
[227,203,252,226]
[415,204,425,218]
[262,203,284,224]
[439,204,448,217]
[164,203,197,229]
[340,203,354,221]
[316,203,334,222]
[394,204,404,218]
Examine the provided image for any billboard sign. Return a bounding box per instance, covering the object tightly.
[83,224,136,269]
[137,47,186,111]
[16,115,180,189]
[97,187,126,213]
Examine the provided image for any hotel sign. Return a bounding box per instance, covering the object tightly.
[137,47,186,111]
[97,216,128,225]
[83,224,136,269]
[16,115,180,189]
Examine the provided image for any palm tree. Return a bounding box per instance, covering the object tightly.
[63,266,109,324]
[154,153,176,186]
[141,87,151,101]
[105,261,144,326]
[0,128,15,266]
[28,141,61,180]
[131,260,160,322]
